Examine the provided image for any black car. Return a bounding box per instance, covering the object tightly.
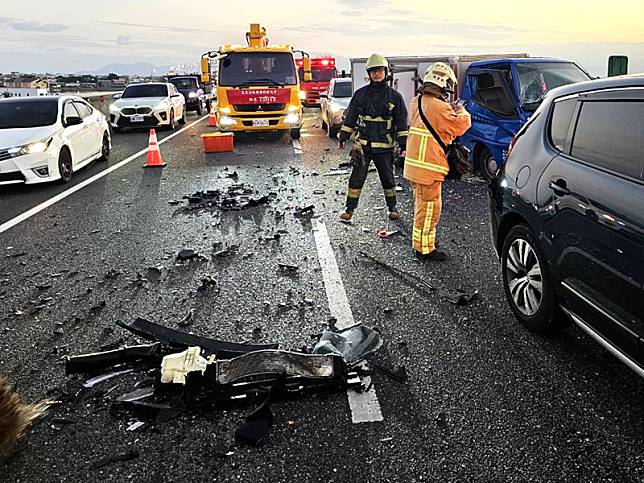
[168,76,210,115]
[489,75,644,377]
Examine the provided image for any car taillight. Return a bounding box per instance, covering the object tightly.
[504,135,518,161]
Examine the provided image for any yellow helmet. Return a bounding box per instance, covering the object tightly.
[423,62,457,92]
[365,53,389,71]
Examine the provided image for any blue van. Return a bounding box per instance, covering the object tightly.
[459,58,592,178]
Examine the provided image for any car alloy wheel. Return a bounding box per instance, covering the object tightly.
[506,238,543,316]
[99,134,110,161]
[58,149,73,183]
[168,110,175,130]
[481,148,498,180]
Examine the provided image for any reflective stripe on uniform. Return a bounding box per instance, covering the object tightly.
[370,141,394,149]
[418,136,428,163]
[347,188,362,198]
[409,126,433,138]
[383,188,396,197]
[397,130,409,138]
[404,157,450,175]
[341,125,355,134]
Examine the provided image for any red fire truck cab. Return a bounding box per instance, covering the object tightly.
[296,57,338,107]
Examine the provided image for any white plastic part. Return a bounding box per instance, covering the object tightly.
[160,346,210,384]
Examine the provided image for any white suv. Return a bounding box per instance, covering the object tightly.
[109,82,186,132]
[0,95,110,185]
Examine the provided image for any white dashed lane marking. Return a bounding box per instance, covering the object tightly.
[312,217,383,424]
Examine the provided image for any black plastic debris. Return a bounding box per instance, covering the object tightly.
[184,185,270,212]
[116,318,278,359]
[359,251,435,293]
[448,290,480,306]
[177,308,195,327]
[295,205,315,217]
[277,262,298,272]
[177,249,198,261]
[312,325,383,366]
[375,364,408,384]
[92,449,139,469]
[235,394,273,446]
[65,343,164,375]
[117,387,155,403]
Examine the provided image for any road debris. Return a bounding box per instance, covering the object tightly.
[92,449,139,469]
[313,325,383,366]
[359,251,435,293]
[177,249,198,261]
[278,262,299,272]
[377,229,401,239]
[323,169,350,176]
[375,364,408,384]
[184,185,270,212]
[235,394,273,446]
[177,308,195,327]
[83,369,134,388]
[448,290,480,306]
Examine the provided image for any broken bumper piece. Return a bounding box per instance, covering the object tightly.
[117,317,278,358]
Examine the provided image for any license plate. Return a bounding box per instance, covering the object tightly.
[252,119,270,127]
[131,114,144,123]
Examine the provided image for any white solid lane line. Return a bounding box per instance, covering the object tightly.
[292,138,303,154]
[312,217,384,424]
[0,115,208,235]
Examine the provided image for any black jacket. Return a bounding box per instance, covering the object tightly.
[339,82,408,153]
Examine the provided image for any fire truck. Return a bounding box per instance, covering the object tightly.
[200,24,311,139]
[296,57,338,107]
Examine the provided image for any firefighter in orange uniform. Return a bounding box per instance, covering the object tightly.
[403,63,471,261]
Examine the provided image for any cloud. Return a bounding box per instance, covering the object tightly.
[0,16,67,32]
[100,20,214,35]
[116,34,131,45]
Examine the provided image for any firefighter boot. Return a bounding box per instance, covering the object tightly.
[415,249,448,262]
[340,209,354,221]
[388,209,400,221]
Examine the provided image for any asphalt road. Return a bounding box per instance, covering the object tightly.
[1,110,643,482]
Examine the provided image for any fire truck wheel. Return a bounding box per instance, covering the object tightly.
[290,128,301,140]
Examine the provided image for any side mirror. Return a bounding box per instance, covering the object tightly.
[65,116,83,127]
[113,93,121,100]
[320,92,328,99]
[171,93,182,98]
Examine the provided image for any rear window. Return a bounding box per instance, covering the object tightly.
[332,82,352,98]
[549,97,577,151]
[170,78,198,89]
[571,101,644,180]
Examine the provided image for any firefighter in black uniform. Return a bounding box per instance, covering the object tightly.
[338,53,409,221]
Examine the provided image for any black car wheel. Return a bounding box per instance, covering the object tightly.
[480,148,498,181]
[179,107,186,125]
[196,102,203,116]
[501,224,565,333]
[58,148,73,184]
[99,133,110,162]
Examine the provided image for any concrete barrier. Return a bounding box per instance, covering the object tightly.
[78,91,122,117]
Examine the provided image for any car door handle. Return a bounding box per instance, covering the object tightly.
[549,179,570,196]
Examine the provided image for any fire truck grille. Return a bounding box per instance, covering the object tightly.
[234,104,286,112]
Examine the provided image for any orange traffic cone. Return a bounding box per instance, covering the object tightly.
[144,129,165,168]
[208,104,217,127]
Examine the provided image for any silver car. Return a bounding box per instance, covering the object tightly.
[320,78,352,138]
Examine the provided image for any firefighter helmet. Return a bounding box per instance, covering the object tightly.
[365,54,389,72]
[423,62,457,92]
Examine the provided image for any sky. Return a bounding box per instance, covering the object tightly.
[1,0,643,76]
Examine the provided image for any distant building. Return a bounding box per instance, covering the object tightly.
[1,77,50,97]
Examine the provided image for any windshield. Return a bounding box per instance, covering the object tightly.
[332,82,352,98]
[122,84,168,98]
[517,62,590,109]
[170,78,198,90]
[0,99,58,129]
[298,67,337,83]
[219,52,297,87]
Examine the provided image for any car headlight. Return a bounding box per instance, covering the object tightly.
[284,113,300,124]
[8,138,53,157]
[218,106,231,114]
[298,91,306,100]
[188,92,198,98]
[219,116,236,126]
[287,105,299,112]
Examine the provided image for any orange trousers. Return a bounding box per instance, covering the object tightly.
[412,181,443,254]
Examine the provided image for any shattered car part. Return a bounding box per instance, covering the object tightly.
[65,343,165,375]
[83,369,134,388]
[359,251,435,293]
[448,290,480,306]
[377,229,401,239]
[235,392,273,446]
[92,449,139,469]
[215,351,341,385]
[313,325,383,366]
[161,347,212,385]
[185,185,270,212]
[116,318,277,359]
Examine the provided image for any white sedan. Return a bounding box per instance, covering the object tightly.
[109,82,186,132]
[320,78,353,138]
[0,95,111,185]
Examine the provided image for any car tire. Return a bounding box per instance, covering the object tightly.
[501,224,565,333]
[58,148,73,184]
[99,133,110,162]
[179,107,186,125]
[196,102,203,116]
[167,109,176,130]
[480,147,498,181]
[290,128,301,140]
